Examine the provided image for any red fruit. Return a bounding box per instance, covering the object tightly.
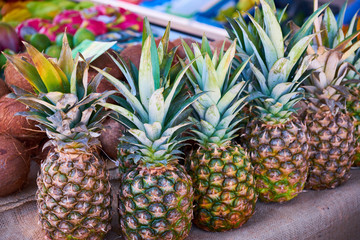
[0,22,20,52]
[80,19,107,35]
[16,18,51,40]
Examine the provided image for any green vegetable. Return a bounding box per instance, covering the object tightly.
[30,34,51,52]
[45,45,62,58]
[73,28,95,46]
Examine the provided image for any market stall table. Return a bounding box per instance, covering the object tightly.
[0,162,359,240]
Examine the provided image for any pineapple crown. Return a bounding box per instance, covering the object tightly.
[303,1,360,114]
[4,35,113,152]
[180,35,250,147]
[229,0,319,124]
[227,0,329,80]
[318,1,360,81]
[95,18,201,167]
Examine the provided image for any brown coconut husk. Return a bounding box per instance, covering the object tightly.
[120,44,142,69]
[4,53,35,93]
[0,95,45,141]
[99,117,126,160]
[0,134,30,197]
[0,78,10,97]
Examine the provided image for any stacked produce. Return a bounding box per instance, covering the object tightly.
[0,1,143,69]
[1,0,360,239]
[0,0,94,27]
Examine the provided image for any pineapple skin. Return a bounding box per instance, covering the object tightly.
[119,164,193,240]
[37,150,112,240]
[117,147,136,176]
[246,118,309,202]
[187,144,257,232]
[347,89,360,167]
[305,110,355,190]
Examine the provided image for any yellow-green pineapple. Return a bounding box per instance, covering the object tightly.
[321,1,360,167]
[94,19,199,239]
[228,0,322,202]
[181,36,257,231]
[303,1,360,189]
[5,36,113,239]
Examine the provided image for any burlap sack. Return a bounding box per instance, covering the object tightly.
[1,161,359,240]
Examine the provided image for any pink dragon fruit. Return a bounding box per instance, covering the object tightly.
[109,12,143,32]
[16,18,51,40]
[53,10,83,35]
[53,10,83,25]
[80,18,107,35]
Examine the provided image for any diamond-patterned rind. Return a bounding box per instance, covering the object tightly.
[188,144,257,232]
[347,89,360,167]
[119,164,193,240]
[305,111,355,190]
[247,118,309,202]
[37,150,112,240]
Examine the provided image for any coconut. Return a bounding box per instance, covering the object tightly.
[119,43,142,69]
[0,78,10,97]
[99,117,126,160]
[0,95,45,141]
[4,53,35,93]
[0,134,30,197]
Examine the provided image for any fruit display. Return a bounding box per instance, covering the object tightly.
[302,2,359,190]
[1,0,360,239]
[0,1,94,27]
[94,19,198,239]
[14,5,143,41]
[4,36,113,239]
[0,1,144,71]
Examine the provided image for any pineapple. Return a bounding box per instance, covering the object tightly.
[228,0,321,202]
[180,36,256,232]
[94,19,198,239]
[226,0,329,148]
[302,1,360,189]
[4,36,112,239]
[347,87,360,167]
[319,1,360,167]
